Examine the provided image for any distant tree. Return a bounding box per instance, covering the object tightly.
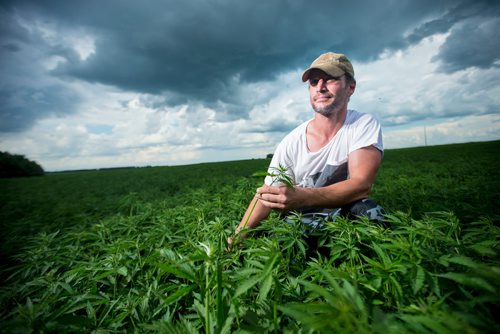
[266,153,273,159]
[0,151,44,178]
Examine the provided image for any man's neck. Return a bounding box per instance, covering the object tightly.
[313,107,348,135]
[306,108,348,152]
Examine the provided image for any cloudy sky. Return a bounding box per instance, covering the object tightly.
[1,0,499,171]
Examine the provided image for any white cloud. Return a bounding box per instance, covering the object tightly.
[350,33,500,149]
[17,14,96,61]
[382,114,500,148]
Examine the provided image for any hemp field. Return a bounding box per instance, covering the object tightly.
[0,140,498,333]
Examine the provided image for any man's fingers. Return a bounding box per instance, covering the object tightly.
[256,185,281,195]
[259,198,286,210]
[257,193,287,210]
[255,186,266,195]
[255,185,293,210]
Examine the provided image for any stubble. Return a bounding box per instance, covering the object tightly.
[311,94,342,118]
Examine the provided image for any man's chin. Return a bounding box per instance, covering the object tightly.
[314,109,335,117]
[313,104,334,115]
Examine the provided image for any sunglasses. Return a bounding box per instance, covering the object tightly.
[309,75,343,87]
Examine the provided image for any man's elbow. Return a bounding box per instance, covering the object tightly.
[355,179,374,198]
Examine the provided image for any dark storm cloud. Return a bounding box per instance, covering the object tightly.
[435,16,500,72]
[0,86,80,132]
[1,0,499,133]
[407,0,500,72]
[0,7,82,132]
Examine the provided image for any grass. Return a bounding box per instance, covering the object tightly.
[0,141,498,333]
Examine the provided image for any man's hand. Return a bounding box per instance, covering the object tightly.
[227,236,236,251]
[227,234,243,252]
[256,185,306,211]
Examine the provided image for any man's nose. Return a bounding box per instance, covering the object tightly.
[316,79,327,91]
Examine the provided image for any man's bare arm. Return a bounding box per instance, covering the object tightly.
[256,146,382,210]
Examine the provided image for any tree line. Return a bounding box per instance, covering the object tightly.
[0,151,44,178]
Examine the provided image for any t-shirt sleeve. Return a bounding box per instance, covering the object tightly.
[264,138,295,186]
[349,114,383,154]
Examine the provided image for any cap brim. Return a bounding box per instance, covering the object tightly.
[301,69,313,82]
[302,65,347,82]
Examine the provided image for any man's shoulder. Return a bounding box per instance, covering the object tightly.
[347,109,368,120]
[346,109,379,125]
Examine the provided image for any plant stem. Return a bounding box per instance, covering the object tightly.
[241,197,258,231]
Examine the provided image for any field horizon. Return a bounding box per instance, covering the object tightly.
[42,139,500,174]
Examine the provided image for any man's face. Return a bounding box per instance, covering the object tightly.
[308,69,355,117]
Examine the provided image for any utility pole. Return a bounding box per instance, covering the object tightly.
[424,126,428,146]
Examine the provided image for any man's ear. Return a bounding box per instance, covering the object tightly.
[348,80,356,95]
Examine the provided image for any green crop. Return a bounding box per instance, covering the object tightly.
[0,141,498,333]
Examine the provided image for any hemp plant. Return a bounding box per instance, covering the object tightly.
[235,164,294,239]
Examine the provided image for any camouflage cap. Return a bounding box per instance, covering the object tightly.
[302,52,355,82]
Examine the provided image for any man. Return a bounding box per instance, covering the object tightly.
[229,52,385,246]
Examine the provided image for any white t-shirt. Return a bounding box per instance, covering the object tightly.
[265,109,383,188]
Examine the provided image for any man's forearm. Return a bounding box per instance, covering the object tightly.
[300,177,372,208]
[235,197,272,237]
[256,177,372,211]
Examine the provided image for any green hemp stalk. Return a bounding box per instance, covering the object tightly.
[238,164,294,234]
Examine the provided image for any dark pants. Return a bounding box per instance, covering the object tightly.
[283,198,387,231]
